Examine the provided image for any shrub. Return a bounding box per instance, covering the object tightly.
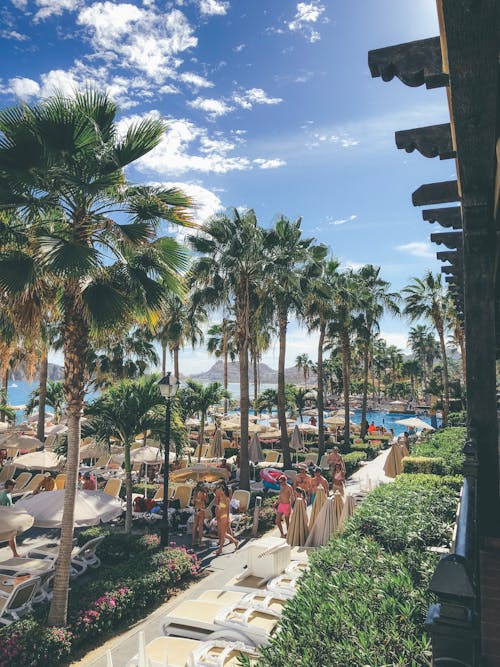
[350,441,382,460]
[409,427,465,476]
[402,456,447,476]
[343,451,365,475]
[130,483,159,499]
[76,526,109,547]
[0,620,73,667]
[447,411,466,426]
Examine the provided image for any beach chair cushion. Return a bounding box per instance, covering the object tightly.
[103,478,122,497]
[12,473,32,492]
[196,590,244,605]
[27,535,105,578]
[188,640,259,667]
[0,575,41,625]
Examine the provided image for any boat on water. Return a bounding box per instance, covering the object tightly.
[388,400,415,415]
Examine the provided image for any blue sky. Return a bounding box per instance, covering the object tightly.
[0,0,451,375]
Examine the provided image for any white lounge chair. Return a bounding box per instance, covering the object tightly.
[128,636,199,667]
[0,557,55,603]
[27,535,105,578]
[127,636,258,667]
[188,639,259,667]
[0,575,41,625]
[266,572,300,599]
[162,600,226,640]
[212,604,280,647]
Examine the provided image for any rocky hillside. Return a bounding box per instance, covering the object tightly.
[186,360,316,386]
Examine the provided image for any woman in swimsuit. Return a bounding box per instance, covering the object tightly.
[214,481,239,555]
[192,482,209,547]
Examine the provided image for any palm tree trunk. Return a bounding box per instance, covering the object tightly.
[223,334,228,415]
[277,312,291,470]
[1,367,8,422]
[173,347,180,380]
[360,340,370,439]
[341,332,351,450]
[124,442,132,533]
[437,325,450,426]
[238,281,251,491]
[253,353,258,414]
[37,348,49,442]
[316,320,326,462]
[48,289,88,627]
[198,410,206,461]
[161,344,167,376]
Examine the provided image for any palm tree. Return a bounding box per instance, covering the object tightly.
[408,324,439,392]
[401,359,421,401]
[255,387,278,415]
[179,380,228,458]
[447,296,466,382]
[305,257,339,459]
[0,90,193,626]
[263,216,326,470]
[356,265,400,438]
[295,353,311,388]
[293,386,316,422]
[404,271,450,424]
[26,380,66,424]
[84,376,165,532]
[206,319,237,414]
[189,209,264,490]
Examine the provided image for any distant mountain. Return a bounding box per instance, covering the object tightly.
[186,360,316,386]
[11,362,64,382]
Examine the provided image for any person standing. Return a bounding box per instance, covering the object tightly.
[192,483,209,548]
[310,467,329,502]
[214,481,239,555]
[327,447,345,479]
[0,480,21,557]
[276,475,295,538]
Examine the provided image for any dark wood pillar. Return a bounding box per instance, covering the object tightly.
[462,206,499,538]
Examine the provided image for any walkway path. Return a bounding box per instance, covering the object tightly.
[74,448,393,667]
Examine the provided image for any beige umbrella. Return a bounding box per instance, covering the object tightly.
[395,416,435,431]
[308,485,327,530]
[185,417,200,427]
[211,428,225,459]
[45,424,68,436]
[16,490,123,528]
[170,464,229,483]
[339,494,356,530]
[259,427,281,440]
[383,442,404,478]
[305,497,339,547]
[9,435,43,451]
[286,497,309,546]
[80,442,122,460]
[302,409,319,417]
[0,506,34,542]
[324,415,355,426]
[296,423,318,434]
[14,450,63,471]
[248,432,264,463]
[333,491,344,525]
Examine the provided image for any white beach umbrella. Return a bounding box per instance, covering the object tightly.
[185,417,200,427]
[13,450,63,471]
[296,423,318,434]
[9,435,43,451]
[395,416,435,430]
[45,424,68,436]
[0,506,34,542]
[248,432,264,463]
[16,490,123,528]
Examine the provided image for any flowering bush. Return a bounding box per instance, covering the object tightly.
[0,620,72,667]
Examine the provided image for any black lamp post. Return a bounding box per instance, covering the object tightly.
[158,372,180,547]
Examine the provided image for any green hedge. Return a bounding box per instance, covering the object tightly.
[402,456,447,476]
[343,451,365,475]
[350,441,382,460]
[408,427,466,476]
[0,536,199,666]
[258,473,459,666]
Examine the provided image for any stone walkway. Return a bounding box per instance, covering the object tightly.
[73,448,393,666]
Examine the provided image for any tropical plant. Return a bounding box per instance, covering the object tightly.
[295,353,311,388]
[263,216,326,469]
[404,272,450,425]
[178,379,228,458]
[255,388,278,415]
[0,90,193,625]
[206,319,237,414]
[84,376,166,532]
[189,209,264,490]
[26,380,66,424]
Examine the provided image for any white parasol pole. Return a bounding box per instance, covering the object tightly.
[138,631,146,667]
[106,650,113,667]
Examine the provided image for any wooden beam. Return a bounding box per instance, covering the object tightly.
[430,231,463,249]
[422,206,462,229]
[441,264,461,275]
[412,180,459,206]
[368,37,448,89]
[396,124,455,160]
[437,250,459,263]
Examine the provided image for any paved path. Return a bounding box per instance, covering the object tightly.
[73,448,393,666]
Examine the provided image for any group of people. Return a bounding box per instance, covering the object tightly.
[191,480,240,554]
[275,447,346,538]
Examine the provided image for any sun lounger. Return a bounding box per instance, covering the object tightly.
[266,572,300,599]
[188,639,259,666]
[127,636,258,667]
[11,473,48,498]
[0,575,41,625]
[0,464,15,486]
[162,600,227,640]
[196,590,244,606]
[285,560,309,576]
[103,477,122,498]
[0,557,55,603]
[128,636,199,667]
[230,489,250,533]
[54,473,66,490]
[172,484,193,509]
[11,472,32,493]
[27,535,105,579]
[212,604,280,647]
[319,454,330,470]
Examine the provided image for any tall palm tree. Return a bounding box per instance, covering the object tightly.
[179,379,228,458]
[305,257,340,460]
[263,216,326,470]
[447,296,466,382]
[189,209,264,490]
[404,271,450,424]
[295,353,311,388]
[408,324,439,392]
[206,319,237,414]
[356,265,400,438]
[0,90,193,626]
[84,376,165,532]
[26,380,66,424]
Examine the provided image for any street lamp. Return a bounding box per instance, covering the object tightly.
[158,372,180,547]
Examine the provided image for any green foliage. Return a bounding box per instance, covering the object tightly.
[350,441,382,460]
[26,381,65,422]
[402,456,447,476]
[76,526,109,547]
[409,427,465,476]
[0,620,72,667]
[447,411,466,426]
[259,473,459,666]
[129,483,159,499]
[342,451,365,475]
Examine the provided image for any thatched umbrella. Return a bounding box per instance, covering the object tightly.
[339,493,356,530]
[332,491,344,525]
[211,427,225,459]
[248,432,264,463]
[286,497,309,546]
[383,442,404,478]
[305,497,339,547]
[14,450,63,471]
[308,485,327,530]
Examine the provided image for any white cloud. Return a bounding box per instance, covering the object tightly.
[77,3,197,82]
[199,0,229,16]
[39,69,79,96]
[188,96,232,117]
[342,260,364,271]
[396,241,435,259]
[149,181,222,229]
[35,0,80,21]
[253,158,286,169]
[179,72,213,89]
[233,87,282,109]
[233,43,245,52]
[0,30,28,41]
[380,331,410,353]
[288,2,326,42]
[10,0,28,8]
[8,77,40,99]
[329,214,357,226]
